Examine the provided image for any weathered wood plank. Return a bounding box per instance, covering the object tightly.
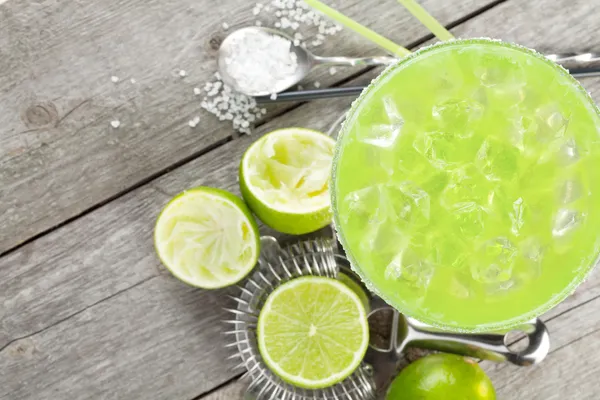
[201,380,246,400]
[0,71,365,351]
[482,293,600,399]
[3,0,600,398]
[0,275,239,400]
[0,0,494,255]
[0,79,363,400]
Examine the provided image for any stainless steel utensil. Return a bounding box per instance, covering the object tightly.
[225,237,550,400]
[219,28,600,100]
[217,27,396,97]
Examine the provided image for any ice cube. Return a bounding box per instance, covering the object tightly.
[471,237,517,284]
[512,237,544,285]
[448,276,471,299]
[441,165,490,209]
[475,54,525,88]
[552,208,581,237]
[368,219,408,258]
[340,185,386,227]
[453,202,486,238]
[558,139,580,166]
[385,247,434,289]
[475,138,519,181]
[355,95,404,148]
[383,182,431,227]
[558,179,583,205]
[413,130,462,169]
[510,197,526,235]
[531,104,570,162]
[362,123,402,148]
[431,99,484,139]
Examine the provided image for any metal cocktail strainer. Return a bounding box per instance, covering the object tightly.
[224,235,550,399]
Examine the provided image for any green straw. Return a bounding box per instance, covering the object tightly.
[396,0,454,41]
[304,0,411,57]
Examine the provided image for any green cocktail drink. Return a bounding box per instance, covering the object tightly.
[332,39,600,332]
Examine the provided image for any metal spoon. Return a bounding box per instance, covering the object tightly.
[217,27,396,97]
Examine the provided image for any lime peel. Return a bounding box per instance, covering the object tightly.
[257,276,369,389]
[240,128,336,234]
[154,187,260,289]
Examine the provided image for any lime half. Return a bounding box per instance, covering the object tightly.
[387,354,496,400]
[240,128,336,235]
[257,276,369,389]
[154,187,260,289]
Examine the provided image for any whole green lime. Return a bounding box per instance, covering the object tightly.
[387,354,496,400]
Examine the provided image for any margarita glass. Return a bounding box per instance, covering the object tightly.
[332,39,600,332]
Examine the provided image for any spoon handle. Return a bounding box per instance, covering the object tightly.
[312,55,397,67]
[254,86,364,103]
[400,317,550,366]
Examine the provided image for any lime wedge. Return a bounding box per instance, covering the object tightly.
[240,128,336,235]
[257,276,369,389]
[154,187,260,289]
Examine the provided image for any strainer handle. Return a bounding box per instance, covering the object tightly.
[400,317,550,366]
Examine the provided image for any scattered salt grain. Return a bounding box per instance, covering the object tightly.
[200,78,263,135]
[329,67,337,75]
[110,120,120,128]
[193,87,201,95]
[179,70,187,77]
[259,0,343,48]
[222,22,230,30]
[270,93,277,100]
[130,78,137,84]
[111,76,119,83]
[188,116,201,128]
[197,0,345,135]
[314,81,321,88]
[223,29,298,95]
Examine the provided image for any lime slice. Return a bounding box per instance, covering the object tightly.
[154,187,260,289]
[257,276,369,389]
[240,128,336,235]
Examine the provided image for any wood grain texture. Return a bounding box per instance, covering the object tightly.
[0,276,240,400]
[0,0,494,255]
[201,380,247,400]
[482,292,600,399]
[0,82,360,400]
[2,0,600,398]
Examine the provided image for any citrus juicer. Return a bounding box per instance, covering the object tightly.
[224,235,550,400]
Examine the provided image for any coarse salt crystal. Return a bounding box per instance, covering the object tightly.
[329,67,337,75]
[130,78,137,84]
[255,20,263,26]
[111,76,119,83]
[314,81,321,88]
[222,22,230,30]
[222,29,299,95]
[179,70,187,77]
[270,93,277,100]
[110,120,120,128]
[193,87,201,95]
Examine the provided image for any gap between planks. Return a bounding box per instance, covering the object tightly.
[0,0,511,261]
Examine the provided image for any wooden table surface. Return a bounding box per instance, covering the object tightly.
[1,0,600,398]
